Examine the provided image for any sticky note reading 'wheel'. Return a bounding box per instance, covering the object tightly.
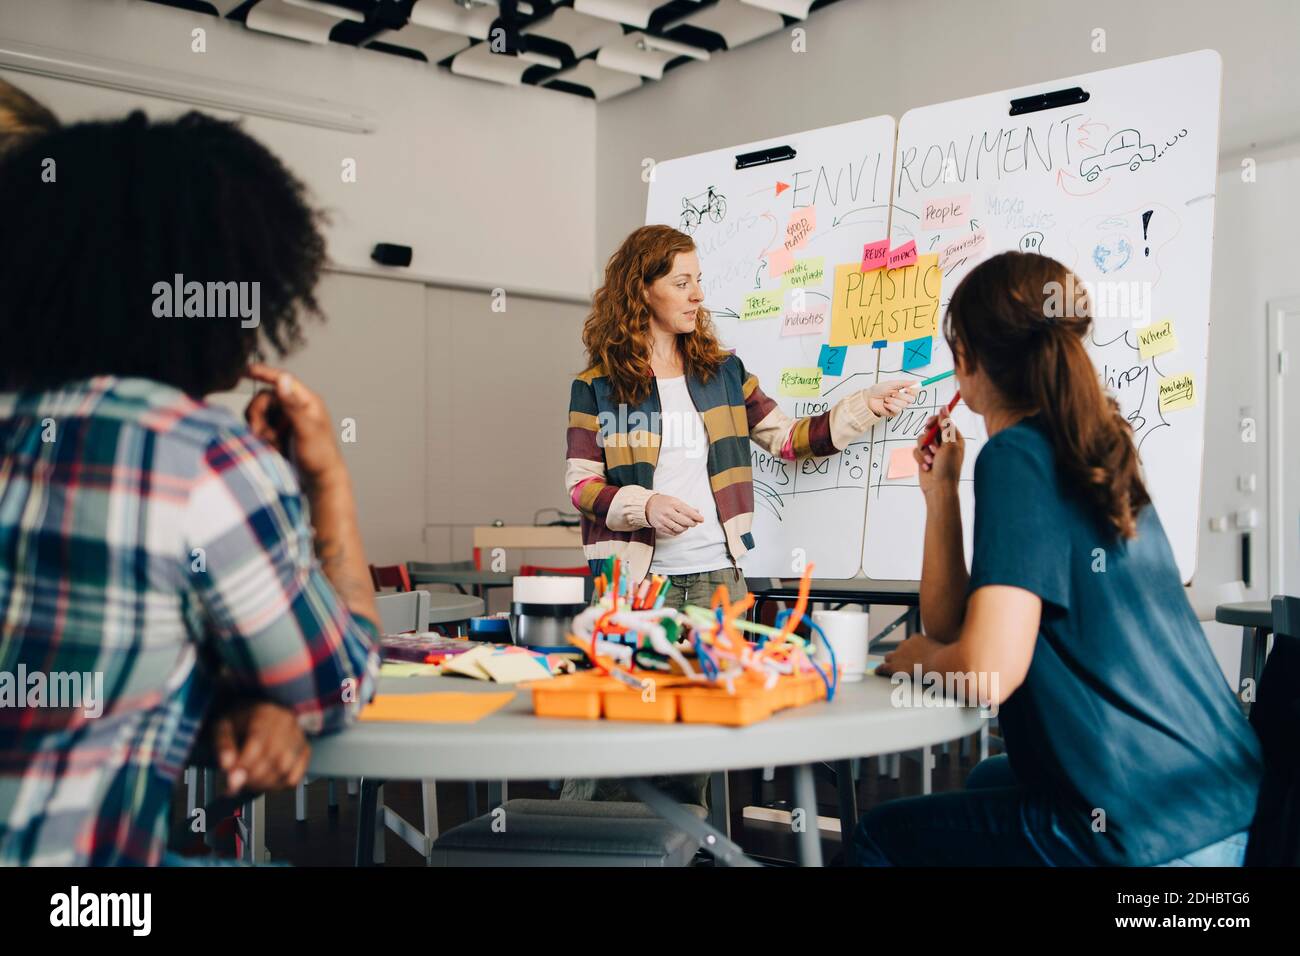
[1137,320,1177,358]
[778,367,822,397]
[887,447,919,479]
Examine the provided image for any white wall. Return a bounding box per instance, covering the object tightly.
[1,0,597,299]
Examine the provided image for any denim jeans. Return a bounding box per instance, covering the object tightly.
[854,754,1248,866]
[561,565,747,808]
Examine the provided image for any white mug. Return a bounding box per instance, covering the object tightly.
[811,609,870,682]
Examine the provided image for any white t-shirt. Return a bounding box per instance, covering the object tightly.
[648,376,731,575]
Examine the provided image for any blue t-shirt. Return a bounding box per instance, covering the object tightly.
[968,417,1262,865]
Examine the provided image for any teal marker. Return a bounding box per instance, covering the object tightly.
[920,369,955,387]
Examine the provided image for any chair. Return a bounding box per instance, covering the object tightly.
[369,563,412,592]
[374,589,431,635]
[1245,595,1300,865]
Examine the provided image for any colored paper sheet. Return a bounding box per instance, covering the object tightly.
[785,207,816,251]
[922,194,972,232]
[780,299,827,337]
[741,289,784,321]
[887,446,919,479]
[481,653,552,684]
[444,645,493,680]
[872,340,887,349]
[358,691,516,724]
[1137,319,1178,358]
[778,367,823,397]
[818,344,846,376]
[380,662,443,677]
[782,256,826,288]
[887,240,918,269]
[1158,372,1196,412]
[830,254,942,346]
[861,239,889,272]
[939,228,987,270]
[767,245,795,278]
[902,336,933,371]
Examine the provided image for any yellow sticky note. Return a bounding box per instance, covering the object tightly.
[359,691,516,724]
[741,290,784,321]
[830,254,942,346]
[1158,372,1196,412]
[443,645,493,680]
[380,662,443,677]
[481,653,552,684]
[778,367,822,397]
[781,257,826,289]
[1137,320,1177,358]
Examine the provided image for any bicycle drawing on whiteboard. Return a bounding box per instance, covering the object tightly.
[680,187,727,234]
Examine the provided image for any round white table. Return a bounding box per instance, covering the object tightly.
[311,672,984,865]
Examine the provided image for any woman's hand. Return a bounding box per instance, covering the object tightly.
[866,380,919,418]
[876,632,943,678]
[211,701,311,796]
[915,412,964,493]
[645,494,704,537]
[244,363,346,489]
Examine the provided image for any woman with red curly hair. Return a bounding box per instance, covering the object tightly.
[562,225,915,805]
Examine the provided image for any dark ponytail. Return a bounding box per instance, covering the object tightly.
[945,251,1151,539]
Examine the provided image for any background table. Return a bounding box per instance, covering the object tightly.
[310,672,984,865]
[426,592,485,629]
[1216,599,1273,713]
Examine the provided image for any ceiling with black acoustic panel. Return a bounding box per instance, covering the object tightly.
[143,0,844,101]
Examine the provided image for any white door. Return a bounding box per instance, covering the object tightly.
[1268,296,1300,597]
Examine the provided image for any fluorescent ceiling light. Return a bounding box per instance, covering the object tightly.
[0,39,376,133]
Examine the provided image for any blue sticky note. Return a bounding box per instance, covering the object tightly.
[902,336,933,371]
[818,344,846,376]
[871,340,888,349]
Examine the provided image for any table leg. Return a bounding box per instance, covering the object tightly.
[1238,625,1258,713]
[833,759,857,865]
[355,778,381,866]
[707,772,731,839]
[791,764,823,867]
[624,777,758,867]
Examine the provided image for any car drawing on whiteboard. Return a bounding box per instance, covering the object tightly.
[1080,130,1157,181]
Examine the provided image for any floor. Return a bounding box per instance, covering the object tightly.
[169,734,992,866]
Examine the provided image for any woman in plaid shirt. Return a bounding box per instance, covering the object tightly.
[0,112,381,865]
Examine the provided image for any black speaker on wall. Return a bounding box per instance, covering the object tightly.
[371,243,412,267]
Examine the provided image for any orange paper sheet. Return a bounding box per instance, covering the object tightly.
[358,691,516,724]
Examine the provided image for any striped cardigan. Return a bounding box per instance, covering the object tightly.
[565,354,879,583]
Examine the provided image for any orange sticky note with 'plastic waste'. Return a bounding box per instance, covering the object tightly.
[358,691,516,724]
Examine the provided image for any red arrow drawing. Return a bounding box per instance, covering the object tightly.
[775,181,790,196]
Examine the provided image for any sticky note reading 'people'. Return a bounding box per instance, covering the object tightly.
[741,289,784,321]
[782,257,826,288]
[780,300,827,337]
[861,239,889,272]
[922,194,971,232]
[1158,372,1196,412]
[778,367,823,397]
[830,254,942,346]
[902,336,933,371]
[887,446,919,479]
[818,344,846,376]
[1137,319,1178,358]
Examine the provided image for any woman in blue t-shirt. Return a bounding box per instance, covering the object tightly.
[859,250,1262,866]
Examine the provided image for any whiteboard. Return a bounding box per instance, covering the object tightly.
[646,116,896,577]
[863,50,1222,583]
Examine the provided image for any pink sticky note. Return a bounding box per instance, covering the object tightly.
[921,194,971,232]
[780,300,827,337]
[887,446,919,479]
[861,239,889,272]
[767,245,795,278]
[785,207,816,251]
[939,228,987,271]
[887,240,918,269]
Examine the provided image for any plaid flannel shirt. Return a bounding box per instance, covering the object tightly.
[0,377,379,866]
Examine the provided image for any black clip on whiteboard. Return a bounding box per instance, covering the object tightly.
[734,145,797,170]
[1008,86,1090,117]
